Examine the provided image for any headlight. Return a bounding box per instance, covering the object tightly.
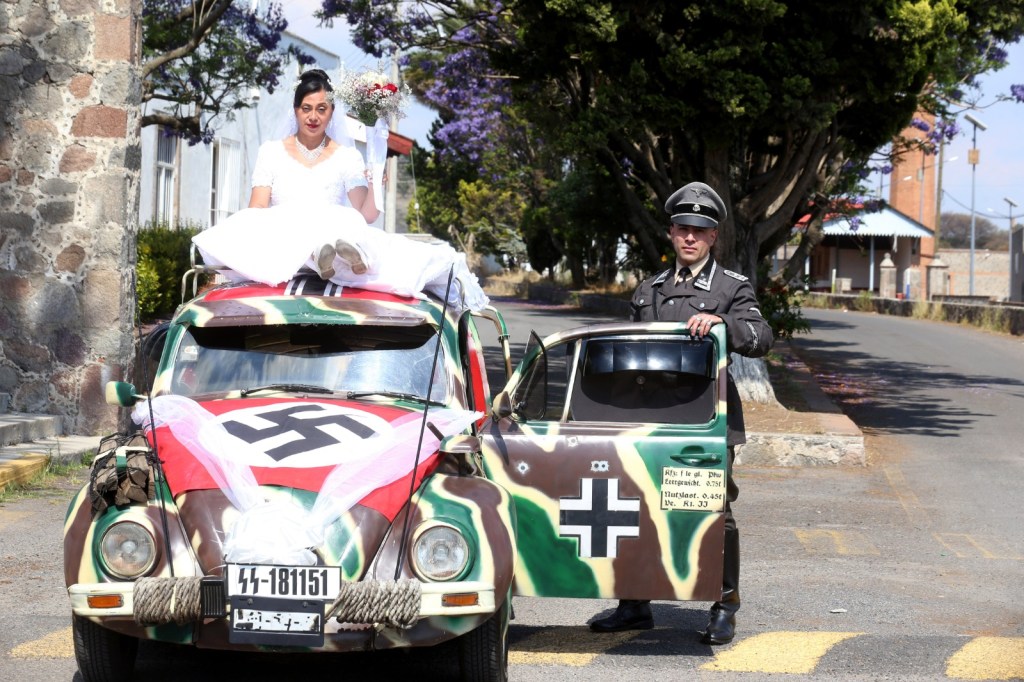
[99,521,157,579]
[412,523,470,581]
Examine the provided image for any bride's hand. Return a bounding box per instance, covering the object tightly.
[364,168,389,188]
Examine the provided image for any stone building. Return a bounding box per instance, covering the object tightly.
[1,1,141,434]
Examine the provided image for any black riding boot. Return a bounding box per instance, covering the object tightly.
[702,527,740,645]
[589,599,654,632]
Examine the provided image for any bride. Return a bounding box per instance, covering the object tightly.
[192,69,488,312]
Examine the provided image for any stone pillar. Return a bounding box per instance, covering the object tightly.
[879,253,897,299]
[904,266,923,300]
[0,1,142,434]
[927,256,950,300]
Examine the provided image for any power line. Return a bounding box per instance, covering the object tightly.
[942,190,1015,221]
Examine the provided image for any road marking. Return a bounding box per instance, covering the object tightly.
[881,464,928,525]
[794,529,880,556]
[700,631,862,673]
[9,627,74,658]
[934,533,1024,560]
[946,637,1024,680]
[511,626,645,666]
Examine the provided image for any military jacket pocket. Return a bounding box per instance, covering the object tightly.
[686,296,721,314]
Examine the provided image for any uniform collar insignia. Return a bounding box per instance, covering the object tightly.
[693,260,715,291]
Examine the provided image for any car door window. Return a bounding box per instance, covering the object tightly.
[512,333,575,421]
[570,337,715,424]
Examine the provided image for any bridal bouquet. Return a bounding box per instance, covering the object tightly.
[337,66,410,125]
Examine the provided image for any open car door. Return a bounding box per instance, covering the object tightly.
[480,323,729,601]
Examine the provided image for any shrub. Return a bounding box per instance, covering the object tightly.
[853,290,874,312]
[756,268,812,341]
[136,220,204,320]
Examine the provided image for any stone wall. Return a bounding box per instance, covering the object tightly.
[936,249,1010,301]
[806,293,1024,336]
[0,1,141,435]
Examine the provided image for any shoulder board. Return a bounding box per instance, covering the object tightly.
[723,269,748,282]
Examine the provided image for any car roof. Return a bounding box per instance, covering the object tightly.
[176,281,443,328]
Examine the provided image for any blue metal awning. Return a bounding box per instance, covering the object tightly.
[823,206,933,238]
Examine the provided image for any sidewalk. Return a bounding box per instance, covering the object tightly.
[0,415,98,492]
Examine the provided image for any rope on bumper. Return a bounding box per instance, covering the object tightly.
[134,576,202,626]
[327,579,421,629]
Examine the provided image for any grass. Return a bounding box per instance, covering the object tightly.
[0,456,89,504]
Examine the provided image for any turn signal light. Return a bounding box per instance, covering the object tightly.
[441,592,479,607]
[86,594,124,609]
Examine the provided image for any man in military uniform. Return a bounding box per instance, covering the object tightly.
[588,181,774,645]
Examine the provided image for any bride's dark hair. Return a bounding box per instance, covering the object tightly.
[293,69,334,108]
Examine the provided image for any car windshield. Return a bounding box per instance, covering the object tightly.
[168,323,447,403]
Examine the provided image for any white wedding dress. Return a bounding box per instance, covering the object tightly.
[192,139,489,312]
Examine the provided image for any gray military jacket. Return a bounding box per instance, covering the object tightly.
[630,258,774,446]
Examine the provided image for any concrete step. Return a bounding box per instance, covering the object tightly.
[0,412,63,446]
[0,434,100,492]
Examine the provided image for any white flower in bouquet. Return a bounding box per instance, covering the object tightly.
[337,66,410,126]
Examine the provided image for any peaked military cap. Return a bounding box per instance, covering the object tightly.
[665,181,727,229]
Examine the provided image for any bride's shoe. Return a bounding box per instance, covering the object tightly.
[334,238,368,275]
[313,243,337,280]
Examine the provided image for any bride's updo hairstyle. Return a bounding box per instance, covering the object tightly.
[293,69,335,108]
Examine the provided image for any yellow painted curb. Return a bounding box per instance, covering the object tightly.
[0,453,50,492]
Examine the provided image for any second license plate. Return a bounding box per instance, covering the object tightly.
[227,564,341,600]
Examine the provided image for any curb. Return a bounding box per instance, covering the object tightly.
[0,434,99,493]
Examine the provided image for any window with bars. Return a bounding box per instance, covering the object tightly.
[210,138,242,226]
[155,131,177,224]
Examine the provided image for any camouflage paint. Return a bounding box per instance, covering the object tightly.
[64,282,515,655]
[480,322,730,602]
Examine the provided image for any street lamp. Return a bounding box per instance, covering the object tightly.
[964,112,987,296]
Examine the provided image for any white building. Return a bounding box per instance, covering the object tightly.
[138,32,412,233]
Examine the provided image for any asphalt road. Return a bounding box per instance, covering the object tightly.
[2,301,1022,680]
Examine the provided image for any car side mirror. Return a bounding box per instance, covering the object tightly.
[105,381,144,407]
[490,391,513,421]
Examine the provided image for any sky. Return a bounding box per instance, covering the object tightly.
[281,2,1023,228]
[939,40,1024,230]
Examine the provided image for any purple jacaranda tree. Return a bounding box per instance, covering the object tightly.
[320,0,1024,287]
[143,0,312,144]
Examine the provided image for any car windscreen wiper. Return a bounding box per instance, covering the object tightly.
[240,383,335,397]
[344,390,443,406]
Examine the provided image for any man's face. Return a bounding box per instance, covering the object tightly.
[668,223,717,267]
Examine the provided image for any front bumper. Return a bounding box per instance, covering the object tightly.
[69,578,496,624]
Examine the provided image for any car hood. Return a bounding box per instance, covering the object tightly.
[137,395,480,573]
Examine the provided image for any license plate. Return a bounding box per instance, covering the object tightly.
[229,596,325,647]
[227,564,341,600]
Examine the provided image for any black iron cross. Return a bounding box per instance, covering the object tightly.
[559,478,640,558]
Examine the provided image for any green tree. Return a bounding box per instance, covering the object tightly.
[939,212,1007,250]
[142,0,310,143]
[322,0,1024,286]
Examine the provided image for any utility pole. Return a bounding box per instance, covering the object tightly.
[383,55,399,233]
[964,112,987,296]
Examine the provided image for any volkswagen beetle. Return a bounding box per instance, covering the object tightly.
[64,277,515,681]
